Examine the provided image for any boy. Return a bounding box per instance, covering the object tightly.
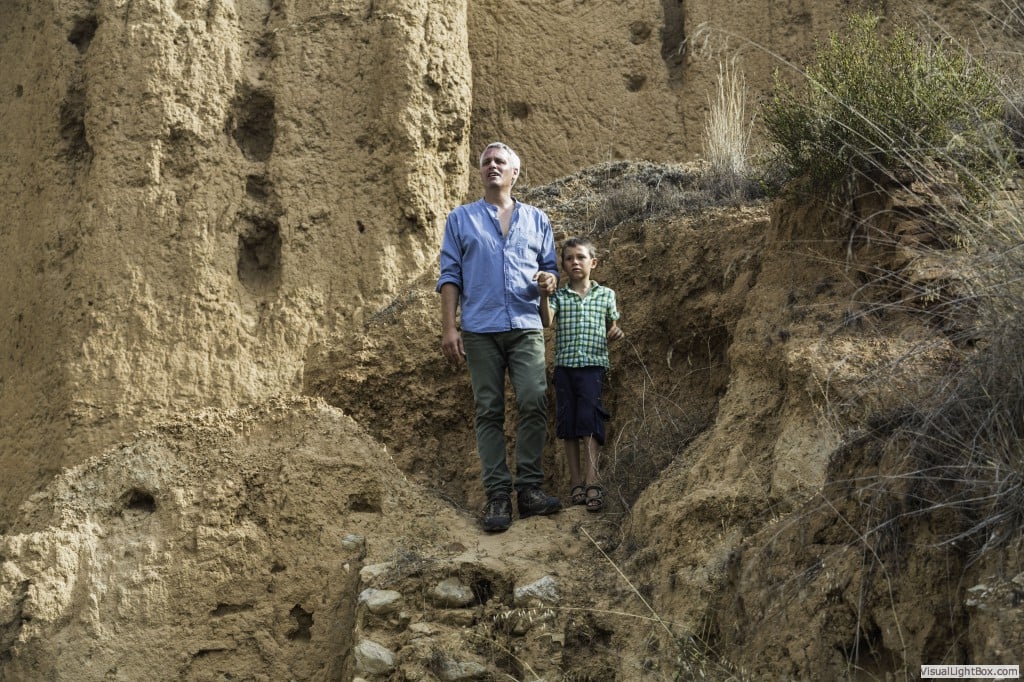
[539,237,623,512]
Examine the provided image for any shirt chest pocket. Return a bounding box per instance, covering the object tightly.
[510,232,543,260]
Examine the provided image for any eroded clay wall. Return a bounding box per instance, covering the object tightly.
[465,0,1017,185]
[0,0,471,524]
[1,0,1017,527]
[464,0,843,185]
[0,0,85,527]
[466,0,688,185]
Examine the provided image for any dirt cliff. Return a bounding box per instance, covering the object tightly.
[3,0,1024,680]
[7,159,1024,679]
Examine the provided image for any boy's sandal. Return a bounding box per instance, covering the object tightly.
[570,485,587,505]
[585,485,605,512]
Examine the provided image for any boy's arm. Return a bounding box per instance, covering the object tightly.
[606,290,623,341]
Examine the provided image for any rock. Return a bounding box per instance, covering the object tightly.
[514,575,559,606]
[408,621,439,637]
[431,577,475,607]
[360,562,393,585]
[358,588,403,615]
[354,639,396,676]
[342,534,366,552]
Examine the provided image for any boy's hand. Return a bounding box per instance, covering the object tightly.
[533,271,557,296]
[607,324,624,341]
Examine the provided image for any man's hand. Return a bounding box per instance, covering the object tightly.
[441,327,465,365]
[607,323,624,341]
[533,271,558,296]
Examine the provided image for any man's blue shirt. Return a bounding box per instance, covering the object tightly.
[437,198,558,333]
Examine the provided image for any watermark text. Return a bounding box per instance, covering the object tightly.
[921,665,1019,679]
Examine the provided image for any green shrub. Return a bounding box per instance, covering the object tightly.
[762,12,1008,198]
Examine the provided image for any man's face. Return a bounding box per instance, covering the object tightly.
[479,147,519,190]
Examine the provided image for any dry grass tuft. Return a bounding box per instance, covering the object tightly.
[702,58,756,201]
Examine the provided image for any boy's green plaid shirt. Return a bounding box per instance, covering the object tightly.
[548,283,620,369]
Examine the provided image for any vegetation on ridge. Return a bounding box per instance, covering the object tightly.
[678,11,1024,678]
[761,14,1024,554]
[762,12,1010,199]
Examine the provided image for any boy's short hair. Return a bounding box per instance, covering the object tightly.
[561,236,597,259]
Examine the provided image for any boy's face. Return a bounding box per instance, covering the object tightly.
[561,245,596,281]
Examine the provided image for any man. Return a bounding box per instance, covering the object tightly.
[437,141,563,532]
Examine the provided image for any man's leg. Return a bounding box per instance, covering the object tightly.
[508,329,561,517]
[506,329,548,488]
[462,332,512,498]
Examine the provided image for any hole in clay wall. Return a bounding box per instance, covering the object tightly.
[228,85,276,162]
[237,215,282,296]
[348,493,381,513]
[630,20,652,44]
[68,15,98,54]
[508,101,531,119]
[660,0,686,81]
[245,174,271,199]
[469,577,494,605]
[625,74,647,92]
[287,604,313,641]
[60,84,91,162]
[123,489,157,513]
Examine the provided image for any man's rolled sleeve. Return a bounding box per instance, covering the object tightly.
[538,221,557,278]
[436,216,463,293]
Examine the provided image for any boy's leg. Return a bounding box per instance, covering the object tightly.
[553,367,583,489]
[572,367,608,448]
[564,438,583,487]
[582,435,601,486]
[583,434,605,510]
[564,437,587,504]
[463,331,512,498]
[571,367,608,509]
[505,329,548,488]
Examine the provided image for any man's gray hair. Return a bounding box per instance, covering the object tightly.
[479,142,521,172]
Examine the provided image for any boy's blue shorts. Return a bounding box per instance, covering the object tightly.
[553,366,610,445]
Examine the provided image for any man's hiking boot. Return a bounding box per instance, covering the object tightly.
[482,493,513,532]
[517,486,562,518]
